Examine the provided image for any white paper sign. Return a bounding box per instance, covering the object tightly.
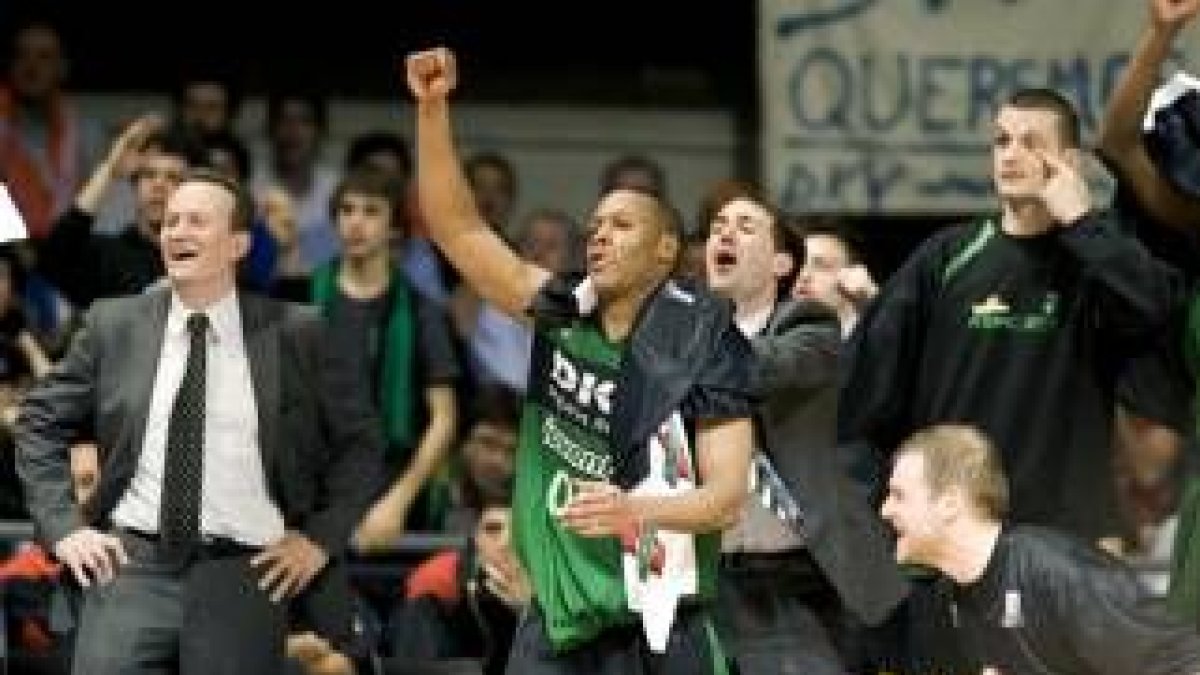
[0,185,30,243]
[760,0,1198,214]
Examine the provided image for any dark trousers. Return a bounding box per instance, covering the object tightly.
[70,529,288,675]
[505,605,727,675]
[717,550,853,675]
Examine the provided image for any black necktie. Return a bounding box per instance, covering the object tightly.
[159,313,209,558]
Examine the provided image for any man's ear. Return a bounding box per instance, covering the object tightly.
[232,230,252,261]
[656,233,681,267]
[937,485,969,523]
[940,480,979,523]
[773,251,795,281]
[1062,147,1084,172]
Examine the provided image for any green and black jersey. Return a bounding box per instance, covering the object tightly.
[512,279,752,652]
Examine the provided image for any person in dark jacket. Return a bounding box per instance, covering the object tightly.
[841,87,1181,542]
[703,182,904,674]
[881,424,1200,675]
[390,475,527,675]
[839,87,1183,674]
[37,115,206,309]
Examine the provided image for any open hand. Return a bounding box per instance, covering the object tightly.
[559,481,636,538]
[53,527,129,587]
[250,531,329,603]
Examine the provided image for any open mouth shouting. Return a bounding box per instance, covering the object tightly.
[586,249,608,275]
[707,246,739,279]
[164,243,201,267]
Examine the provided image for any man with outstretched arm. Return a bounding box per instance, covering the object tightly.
[405,47,755,674]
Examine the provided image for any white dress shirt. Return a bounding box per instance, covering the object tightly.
[723,300,808,553]
[111,291,285,545]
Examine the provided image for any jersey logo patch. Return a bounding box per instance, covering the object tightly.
[1001,589,1024,628]
[551,349,615,415]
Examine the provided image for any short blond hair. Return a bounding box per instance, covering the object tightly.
[897,425,1009,520]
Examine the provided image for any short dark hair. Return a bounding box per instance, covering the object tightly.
[1003,88,1081,149]
[601,154,667,198]
[172,68,242,119]
[697,180,788,252]
[6,18,63,68]
[181,168,254,232]
[697,180,799,292]
[602,184,683,243]
[468,384,522,432]
[200,129,251,183]
[514,207,582,270]
[789,216,866,266]
[329,168,407,234]
[266,90,327,135]
[140,127,209,171]
[345,131,412,176]
[465,151,517,195]
[470,475,514,512]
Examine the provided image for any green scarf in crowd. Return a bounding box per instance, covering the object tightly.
[311,261,417,460]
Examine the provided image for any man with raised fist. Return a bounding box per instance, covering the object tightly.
[404,47,756,674]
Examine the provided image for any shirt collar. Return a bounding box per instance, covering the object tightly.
[167,290,241,345]
[736,302,774,338]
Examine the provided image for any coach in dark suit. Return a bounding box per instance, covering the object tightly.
[15,169,384,675]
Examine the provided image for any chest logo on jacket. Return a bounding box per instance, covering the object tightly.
[968,291,1059,334]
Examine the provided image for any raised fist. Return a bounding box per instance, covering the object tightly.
[836,263,878,307]
[405,47,457,102]
[1151,0,1200,29]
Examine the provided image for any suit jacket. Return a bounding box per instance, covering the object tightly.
[752,299,907,626]
[15,287,385,558]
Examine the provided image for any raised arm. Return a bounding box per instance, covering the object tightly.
[1098,0,1200,230]
[405,48,549,319]
[353,384,458,552]
[750,306,840,395]
[74,115,162,216]
[1038,151,1182,341]
[39,115,162,307]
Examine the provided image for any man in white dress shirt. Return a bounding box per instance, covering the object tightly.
[15,168,384,674]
